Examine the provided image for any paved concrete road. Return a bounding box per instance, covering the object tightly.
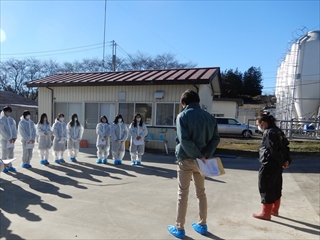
[1,145,319,240]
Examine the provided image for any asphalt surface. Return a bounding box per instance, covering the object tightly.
[1,143,319,240]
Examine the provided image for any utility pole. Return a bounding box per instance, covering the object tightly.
[112,40,116,72]
[102,0,107,68]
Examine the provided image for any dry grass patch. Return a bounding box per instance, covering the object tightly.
[216,137,320,158]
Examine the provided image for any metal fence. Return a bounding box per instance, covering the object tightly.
[245,118,320,141]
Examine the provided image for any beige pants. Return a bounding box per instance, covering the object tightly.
[176,159,207,230]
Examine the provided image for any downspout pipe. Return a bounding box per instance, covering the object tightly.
[46,86,54,124]
[193,84,199,93]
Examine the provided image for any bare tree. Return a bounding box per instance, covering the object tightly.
[1,52,198,101]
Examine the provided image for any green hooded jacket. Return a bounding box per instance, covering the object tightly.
[175,102,220,161]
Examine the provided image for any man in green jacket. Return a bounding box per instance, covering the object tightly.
[167,89,220,239]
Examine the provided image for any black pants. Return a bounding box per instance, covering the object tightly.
[258,165,283,204]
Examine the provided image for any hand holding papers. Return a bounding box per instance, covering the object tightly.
[99,138,107,145]
[7,140,14,149]
[26,142,35,149]
[195,157,225,177]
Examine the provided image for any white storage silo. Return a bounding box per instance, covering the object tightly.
[294,31,320,120]
[276,30,320,120]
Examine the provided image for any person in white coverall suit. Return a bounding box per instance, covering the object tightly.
[18,110,37,169]
[129,114,148,165]
[52,113,67,163]
[66,113,84,162]
[36,113,53,165]
[96,115,111,164]
[0,106,17,172]
[111,114,128,165]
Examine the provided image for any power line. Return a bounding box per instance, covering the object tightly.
[1,42,111,56]
[0,46,110,60]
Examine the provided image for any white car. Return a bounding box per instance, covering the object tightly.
[216,117,258,138]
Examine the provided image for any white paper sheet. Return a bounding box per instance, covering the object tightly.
[99,138,107,145]
[26,143,35,149]
[1,158,16,164]
[7,141,14,149]
[133,138,144,146]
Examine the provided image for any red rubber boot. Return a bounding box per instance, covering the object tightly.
[271,198,281,216]
[252,203,272,220]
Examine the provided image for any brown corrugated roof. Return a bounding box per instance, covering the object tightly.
[27,67,220,87]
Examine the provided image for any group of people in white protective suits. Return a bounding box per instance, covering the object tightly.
[0,106,84,172]
[96,113,148,165]
[0,105,149,172]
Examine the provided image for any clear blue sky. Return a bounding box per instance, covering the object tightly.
[1,0,319,94]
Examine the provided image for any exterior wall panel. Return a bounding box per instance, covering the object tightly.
[38,84,213,150]
[212,101,237,118]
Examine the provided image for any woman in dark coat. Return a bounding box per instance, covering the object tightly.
[253,113,291,220]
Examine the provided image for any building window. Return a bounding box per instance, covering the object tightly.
[156,103,181,126]
[119,103,152,125]
[85,103,115,129]
[55,102,83,125]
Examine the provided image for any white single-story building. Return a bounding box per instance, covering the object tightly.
[27,67,222,152]
[211,98,244,118]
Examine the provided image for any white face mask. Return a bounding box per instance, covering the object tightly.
[258,126,264,132]
[26,115,31,120]
[74,118,77,121]
[118,118,122,123]
[136,118,141,122]
[102,119,106,123]
[60,117,64,122]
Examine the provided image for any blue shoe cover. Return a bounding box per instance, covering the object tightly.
[59,159,65,163]
[113,160,118,165]
[130,161,135,165]
[191,222,208,235]
[136,161,141,165]
[3,167,9,173]
[118,160,122,165]
[96,159,102,164]
[70,158,77,162]
[40,160,46,165]
[44,160,50,165]
[167,225,185,239]
[21,163,32,169]
[8,166,16,172]
[54,159,61,163]
[103,159,108,164]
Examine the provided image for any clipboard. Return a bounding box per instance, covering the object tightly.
[195,157,225,177]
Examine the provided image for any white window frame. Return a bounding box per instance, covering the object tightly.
[118,102,153,126]
[54,102,83,124]
[155,102,180,127]
[84,102,116,129]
